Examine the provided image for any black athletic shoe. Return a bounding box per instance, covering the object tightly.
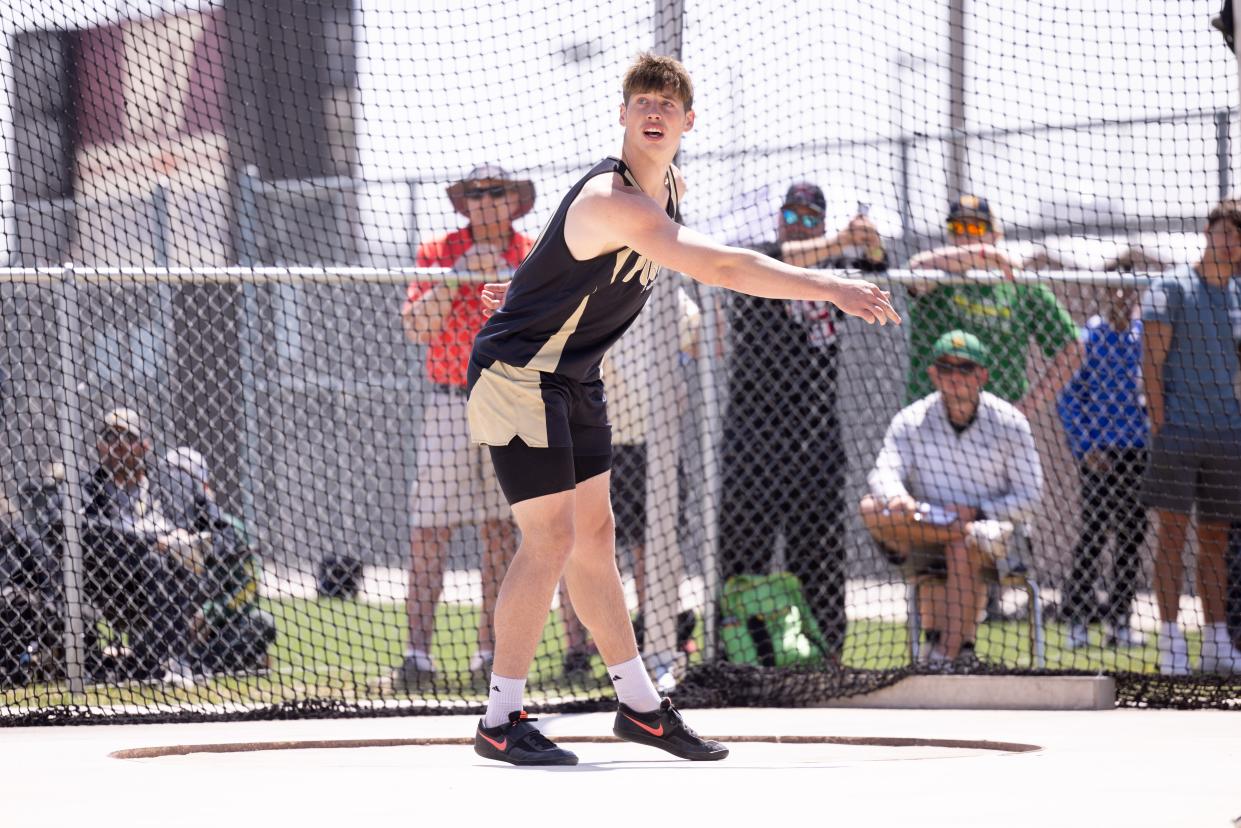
[474,710,578,766]
[613,698,729,761]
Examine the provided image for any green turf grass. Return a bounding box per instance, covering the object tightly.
[1,599,1183,712]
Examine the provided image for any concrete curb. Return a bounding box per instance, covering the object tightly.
[818,675,1116,710]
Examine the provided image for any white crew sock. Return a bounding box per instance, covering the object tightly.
[482,673,526,728]
[607,655,662,713]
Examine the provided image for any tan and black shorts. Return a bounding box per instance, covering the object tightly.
[467,356,612,505]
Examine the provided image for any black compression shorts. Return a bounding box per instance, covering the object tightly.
[489,438,612,505]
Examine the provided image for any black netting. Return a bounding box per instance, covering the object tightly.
[2,3,1241,724]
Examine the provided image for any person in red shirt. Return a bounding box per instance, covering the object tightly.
[393,164,536,691]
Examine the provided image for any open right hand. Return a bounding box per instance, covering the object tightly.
[830,277,901,326]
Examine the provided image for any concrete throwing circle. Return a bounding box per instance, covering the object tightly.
[111,735,1040,767]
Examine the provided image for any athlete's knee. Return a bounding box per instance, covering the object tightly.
[578,508,616,552]
[517,519,577,569]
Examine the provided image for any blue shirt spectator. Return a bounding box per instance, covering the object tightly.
[1139,263,1241,433]
[1058,315,1148,459]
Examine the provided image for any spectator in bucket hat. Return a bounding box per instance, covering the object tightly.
[396,163,558,691]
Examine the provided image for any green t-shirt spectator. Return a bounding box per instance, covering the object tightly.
[906,283,1078,403]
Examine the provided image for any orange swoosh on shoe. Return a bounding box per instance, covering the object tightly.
[478,730,507,751]
[623,714,664,737]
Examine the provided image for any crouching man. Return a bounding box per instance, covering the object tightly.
[860,331,1043,665]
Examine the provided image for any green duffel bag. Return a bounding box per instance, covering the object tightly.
[719,572,829,668]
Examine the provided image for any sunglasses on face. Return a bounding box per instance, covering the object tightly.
[782,208,822,229]
[933,359,981,375]
[464,185,510,199]
[99,429,141,445]
[947,219,992,237]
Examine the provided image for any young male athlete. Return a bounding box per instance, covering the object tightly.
[467,53,900,766]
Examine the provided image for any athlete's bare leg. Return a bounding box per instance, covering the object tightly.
[491,490,577,678]
[562,471,640,665]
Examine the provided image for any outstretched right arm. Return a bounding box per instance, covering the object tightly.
[566,182,900,325]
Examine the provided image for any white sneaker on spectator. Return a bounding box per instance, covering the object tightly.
[1105,624,1146,648]
[654,665,678,693]
[1199,630,1241,674]
[965,520,1015,561]
[1157,624,1190,676]
[1063,623,1089,651]
[646,651,679,693]
[162,657,197,688]
[468,649,494,674]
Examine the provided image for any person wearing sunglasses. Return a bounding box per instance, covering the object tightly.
[393,163,540,693]
[715,182,889,665]
[906,195,1082,421]
[861,330,1043,667]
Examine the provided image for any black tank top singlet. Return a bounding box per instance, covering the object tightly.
[470,156,681,382]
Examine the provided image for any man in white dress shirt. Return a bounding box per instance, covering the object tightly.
[860,330,1043,664]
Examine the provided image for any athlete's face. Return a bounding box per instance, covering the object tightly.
[620,89,694,156]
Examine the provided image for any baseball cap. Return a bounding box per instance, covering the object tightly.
[947,194,994,224]
[932,330,990,368]
[782,182,826,214]
[100,406,148,438]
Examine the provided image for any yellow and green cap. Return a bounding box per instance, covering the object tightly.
[931,329,990,368]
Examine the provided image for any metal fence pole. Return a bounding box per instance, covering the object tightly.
[234,167,263,540]
[947,0,969,199]
[641,0,688,675]
[1217,109,1231,200]
[152,178,170,269]
[695,284,723,660]
[406,179,419,258]
[53,263,89,695]
[897,134,916,266]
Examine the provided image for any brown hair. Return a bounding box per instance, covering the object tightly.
[622,52,693,111]
[1207,198,1241,232]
